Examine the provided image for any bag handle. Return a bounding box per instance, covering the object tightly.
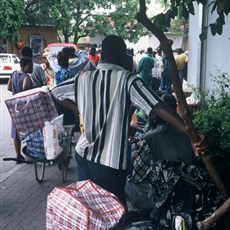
[15,100,30,112]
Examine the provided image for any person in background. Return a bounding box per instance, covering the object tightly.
[159,53,172,93]
[54,51,74,85]
[130,93,194,168]
[174,48,188,84]
[47,46,89,78]
[126,48,137,73]
[183,50,189,81]
[41,48,54,89]
[51,35,208,209]
[21,46,47,88]
[53,50,78,128]
[136,47,156,126]
[152,47,163,90]
[135,49,145,65]
[7,57,33,163]
[88,46,100,66]
[137,47,155,89]
[125,53,136,73]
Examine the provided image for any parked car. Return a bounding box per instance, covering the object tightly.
[0,53,21,80]
[46,43,77,53]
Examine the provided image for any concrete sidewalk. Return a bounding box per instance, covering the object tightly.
[0,141,78,230]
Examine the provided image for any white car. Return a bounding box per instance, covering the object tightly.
[0,53,21,80]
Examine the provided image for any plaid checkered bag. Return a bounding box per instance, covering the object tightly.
[5,86,58,140]
[46,180,125,230]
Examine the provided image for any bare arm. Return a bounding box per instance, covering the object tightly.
[7,77,12,92]
[22,75,32,91]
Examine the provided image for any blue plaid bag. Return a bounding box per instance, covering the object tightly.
[24,130,46,161]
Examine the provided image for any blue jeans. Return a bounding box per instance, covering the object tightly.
[75,153,127,209]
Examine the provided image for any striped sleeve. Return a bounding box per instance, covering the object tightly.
[128,78,162,116]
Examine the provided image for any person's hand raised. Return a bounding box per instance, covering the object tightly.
[193,134,209,157]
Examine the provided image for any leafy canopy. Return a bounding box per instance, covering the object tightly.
[25,0,148,44]
[151,0,230,40]
[1,0,230,43]
[0,0,24,41]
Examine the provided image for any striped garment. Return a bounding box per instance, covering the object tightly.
[52,63,161,169]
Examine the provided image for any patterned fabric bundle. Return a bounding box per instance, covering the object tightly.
[24,130,46,161]
[46,180,125,230]
[5,86,58,140]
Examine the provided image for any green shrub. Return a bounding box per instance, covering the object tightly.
[193,70,230,195]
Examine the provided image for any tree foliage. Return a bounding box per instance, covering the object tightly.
[24,0,148,44]
[0,0,230,44]
[150,0,230,41]
[193,70,230,194]
[0,0,24,41]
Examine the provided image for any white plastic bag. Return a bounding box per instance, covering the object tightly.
[43,115,65,160]
[175,216,186,230]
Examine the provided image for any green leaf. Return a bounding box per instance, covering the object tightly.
[216,14,225,35]
[216,22,223,35]
[178,4,189,20]
[170,7,178,18]
[188,2,195,15]
[224,0,230,15]
[199,28,207,41]
[210,0,218,13]
[210,23,217,35]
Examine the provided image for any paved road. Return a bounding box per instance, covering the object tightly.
[0,80,16,180]
[0,80,82,229]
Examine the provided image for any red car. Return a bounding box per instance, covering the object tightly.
[46,43,77,53]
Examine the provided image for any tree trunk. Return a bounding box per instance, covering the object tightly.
[10,40,14,53]
[73,35,79,46]
[63,33,69,43]
[136,0,229,226]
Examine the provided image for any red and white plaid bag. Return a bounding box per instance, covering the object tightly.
[5,86,58,140]
[46,180,125,230]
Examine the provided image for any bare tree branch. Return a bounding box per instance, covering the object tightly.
[197,197,230,229]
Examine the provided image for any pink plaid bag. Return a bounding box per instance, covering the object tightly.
[46,180,125,230]
[5,86,58,140]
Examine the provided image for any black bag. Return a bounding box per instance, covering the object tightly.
[130,160,228,229]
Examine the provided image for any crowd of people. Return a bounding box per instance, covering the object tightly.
[8,36,207,213]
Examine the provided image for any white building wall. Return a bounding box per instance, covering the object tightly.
[188,4,230,90]
[187,5,203,88]
[127,33,183,54]
[204,12,230,90]
[86,32,183,55]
